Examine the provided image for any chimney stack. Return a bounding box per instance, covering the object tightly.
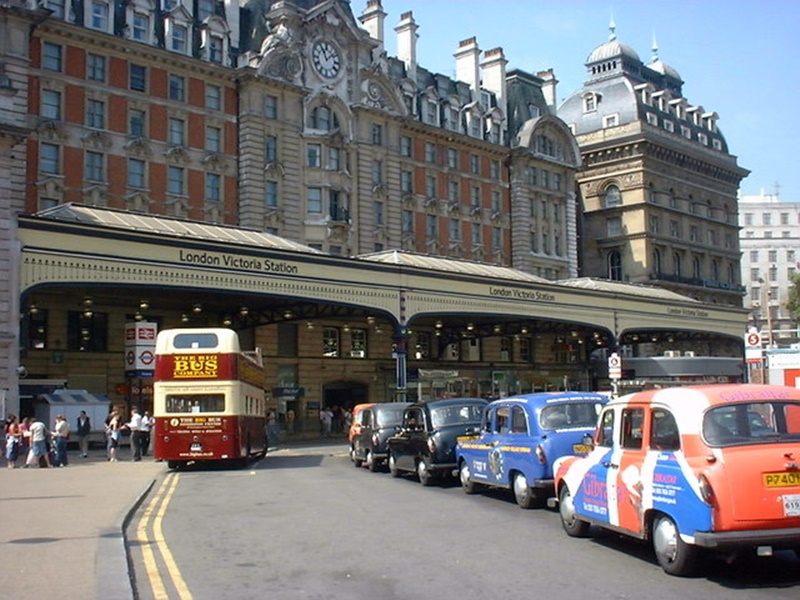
[359,0,386,50]
[455,37,481,100]
[481,47,507,118]
[395,11,419,80]
[537,69,559,111]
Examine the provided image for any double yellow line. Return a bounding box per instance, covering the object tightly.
[135,472,193,599]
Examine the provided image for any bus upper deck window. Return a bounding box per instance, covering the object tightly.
[174,333,219,349]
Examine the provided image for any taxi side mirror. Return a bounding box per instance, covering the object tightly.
[581,433,594,447]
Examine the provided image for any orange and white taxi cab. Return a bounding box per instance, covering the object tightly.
[553,384,800,576]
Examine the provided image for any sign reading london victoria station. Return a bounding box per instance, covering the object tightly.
[489,287,556,302]
[178,250,299,275]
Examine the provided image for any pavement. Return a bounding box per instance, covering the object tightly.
[0,447,165,599]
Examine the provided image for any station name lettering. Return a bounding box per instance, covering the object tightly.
[179,250,298,274]
[489,287,556,302]
[667,307,709,318]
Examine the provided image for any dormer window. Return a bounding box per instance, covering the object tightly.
[171,24,188,53]
[309,106,339,131]
[88,0,111,32]
[583,93,597,113]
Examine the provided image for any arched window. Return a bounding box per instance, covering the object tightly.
[608,250,622,281]
[711,259,720,282]
[692,256,701,279]
[309,106,340,131]
[604,184,622,207]
[673,252,682,277]
[648,183,657,203]
[652,249,662,276]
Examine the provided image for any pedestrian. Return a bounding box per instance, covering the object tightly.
[140,411,154,456]
[76,410,91,458]
[51,414,70,467]
[18,417,31,466]
[319,406,333,436]
[5,415,21,468]
[105,410,121,462]
[266,410,278,446]
[123,407,144,461]
[286,408,295,435]
[28,416,51,468]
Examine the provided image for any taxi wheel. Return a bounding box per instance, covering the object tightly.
[388,452,401,478]
[559,485,590,537]
[417,459,433,486]
[366,450,379,472]
[460,461,478,494]
[511,473,538,508]
[652,514,699,576]
[352,446,364,468]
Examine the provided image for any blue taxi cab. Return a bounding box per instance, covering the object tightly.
[455,391,607,508]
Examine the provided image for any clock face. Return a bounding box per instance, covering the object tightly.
[312,41,341,78]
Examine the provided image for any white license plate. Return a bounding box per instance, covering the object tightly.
[783,494,800,517]
[190,443,202,452]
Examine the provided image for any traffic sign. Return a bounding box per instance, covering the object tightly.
[744,330,763,364]
[608,352,622,380]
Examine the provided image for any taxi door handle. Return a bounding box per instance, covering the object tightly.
[602,461,619,469]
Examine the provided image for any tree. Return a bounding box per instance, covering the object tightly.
[787,272,800,325]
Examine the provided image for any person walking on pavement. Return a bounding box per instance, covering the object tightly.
[105,410,121,462]
[76,410,91,458]
[124,407,144,461]
[51,414,70,467]
[5,415,21,468]
[28,416,51,468]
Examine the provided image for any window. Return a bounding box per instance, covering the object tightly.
[265,180,278,207]
[130,64,146,91]
[205,126,221,153]
[168,118,185,145]
[553,173,562,191]
[541,170,549,189]
[500,337,512,362]
[402,210,413,233]
[129,109,146,136]
[167,166,184,195]
[371,124,382,145]
[87,54,106,82]
[400,136,412,157]
[673,252,682,277]
[519,338,531,363]
[529,167,537,186]
[530,232,538,253]
[603,114,618,128]
[89,0,109,31]
[307,187,322,213]
[132,13,149,41]
[264,135,277,161]
[604,185,622,207]
[400,170,413,194]
[583,94,596,112]
[597,410,615,447]
[448,181,459,203]
[40,143,59,174]
[373,201,383,225]
[42,43,62,71]
[310,106,338,131]
[606,217,622,237]
[470,154,479,174]
[328,147,340,171]
[447,148,458,169]
[323,327,340,357]
[492,227,502,250]
[652,249,662,274]
[470,186,480,209]
[426,214,438,237]
[449,218,461,241]
[171,24,188,53]
[205,173,221,202]
[26,308,49,350]
[86,99,105,129]
[788,249,796,262]
[85,151,104,182]
[169,75,185,101]
[472,224,482,246]
[491,190,501,213]
[424,142,436,163]
[67,310,108,352]
[689,225,698,242]
[648,214,660,234]
[762,212,772,226]
[608,250,622,280]
[208,36,223,63]
[490,160,500,180]
[350,328,367,358]
[426,175,437,198]
[41,90,61,120]
[414,333,430,360]
[307,144,321,168]
[372,160,383,185]
[128,158,145,188]
[264,95,278,119]
[670,220,680,238]
[621,408,644,449]
[693,256,701,279]
[425,100,437,125]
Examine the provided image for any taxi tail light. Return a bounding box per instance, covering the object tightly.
[535,444,547,465]
[427,438,437,454]
[698,474,715,505]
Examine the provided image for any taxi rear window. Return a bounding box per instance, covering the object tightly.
[703,401,800,446]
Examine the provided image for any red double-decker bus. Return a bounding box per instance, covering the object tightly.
[153,328,268,469]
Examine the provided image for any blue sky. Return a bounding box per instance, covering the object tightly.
[351,0,798,202]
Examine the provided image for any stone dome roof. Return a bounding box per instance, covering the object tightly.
[586,38,640,64]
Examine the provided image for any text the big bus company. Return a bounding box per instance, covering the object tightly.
[179,250,299,274]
